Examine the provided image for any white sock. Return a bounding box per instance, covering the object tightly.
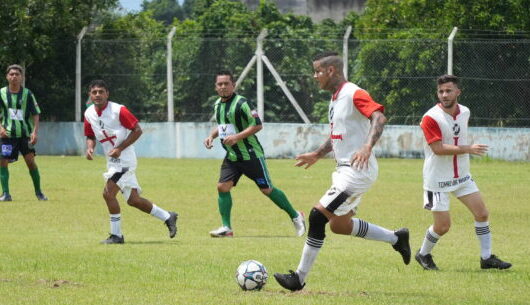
[296,237,323,284]
[419,225,440,256]
[110,213,122,237]
[475,221,492,259]
[351,218,398,244]
[150,204,171,221]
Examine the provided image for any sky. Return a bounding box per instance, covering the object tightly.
[119,0,184,12]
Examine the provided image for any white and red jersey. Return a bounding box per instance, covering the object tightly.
[329,82,384,175]
[84,101,139,172]
[420,103,471,192]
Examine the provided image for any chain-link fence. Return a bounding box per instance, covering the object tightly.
[79,33,530,127]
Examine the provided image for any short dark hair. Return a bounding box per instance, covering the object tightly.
[88,79,109,91]
[313,51,339,62]
[313,51,343,72]
[6,64,24,75]
[437,75,459,87]
[215,70,235,83]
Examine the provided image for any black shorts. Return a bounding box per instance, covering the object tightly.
[0,138,35,161]
[219,157,273,189]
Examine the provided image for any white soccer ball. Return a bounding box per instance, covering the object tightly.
[235,260,268,291]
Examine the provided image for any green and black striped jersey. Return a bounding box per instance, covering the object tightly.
[214,94,264,161]
[0,87,41,138]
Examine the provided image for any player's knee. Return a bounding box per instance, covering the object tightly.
[217,183,231,193]
[308,207,329,240]
[102,189,112,201]
[260,188,272,196]
[126,195,140,207]
[434,223,450,235]
[475,209,489,222]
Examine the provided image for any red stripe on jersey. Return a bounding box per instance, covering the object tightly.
[119,106,139,130]
[420,115,442,144]
[352,89,384,118]
[84,118,95,137]
[453,137,459,178]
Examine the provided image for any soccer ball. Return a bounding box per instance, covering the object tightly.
[235,260,268,291]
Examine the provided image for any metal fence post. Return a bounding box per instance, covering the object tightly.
[167,26,176,122]
[75,26,87,122]
[256,29,268,121]
[343,26,352,79]
[447,27,458,75]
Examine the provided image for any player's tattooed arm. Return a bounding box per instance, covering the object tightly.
[351,111,386,170]
[366,111,386,148]
[316,138,333,157]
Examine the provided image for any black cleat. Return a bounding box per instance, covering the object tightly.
[392,228,411,264]
[0,192,12,201]
[165,212,178,238]
[100,234,124,244]
[481,254,512,270]
[415,250,439,270]
[36,192,48,201]
[274,270,305,291]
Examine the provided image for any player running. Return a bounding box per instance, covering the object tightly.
[415,74,511,270]
[274,52,410,291]
[84,80,178,244]
[204,70,305,238]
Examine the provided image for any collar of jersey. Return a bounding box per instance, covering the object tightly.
[332,82,348,101]
[95,101,109,116]
[436,103,461,119]
[220,94,237,103]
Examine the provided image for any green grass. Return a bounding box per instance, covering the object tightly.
[0,156,529,305]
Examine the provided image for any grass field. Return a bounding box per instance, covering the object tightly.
[0,156,529,305]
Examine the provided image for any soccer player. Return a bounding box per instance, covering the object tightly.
[0,64,47,201]
[84,80,178,244]
[274,52,411,291]
[415,75,511,270]
[203,70,305,238]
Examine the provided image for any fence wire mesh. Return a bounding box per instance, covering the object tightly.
[80,34,530,127]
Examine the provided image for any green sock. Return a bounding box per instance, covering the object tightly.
[29,168,42,194]
[267,187,298,219]
[0,167,9,194]
[218,191,232,228]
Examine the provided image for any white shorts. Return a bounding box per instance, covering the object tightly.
[319,165,376,216]
[103,169,142,201]
[423,179,479,212]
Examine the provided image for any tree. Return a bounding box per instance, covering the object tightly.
[0,0,118,120]
[141,0,185,24]
[351,0,530,126]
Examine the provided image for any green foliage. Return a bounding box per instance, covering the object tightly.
[141,0,186,24]
[82,11,167,120]
[1,0,529,124]
[0,0,118,121]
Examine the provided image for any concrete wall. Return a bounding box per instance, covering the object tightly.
[37,122,530,161]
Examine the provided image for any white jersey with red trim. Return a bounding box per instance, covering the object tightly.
[84,101,137,172]
[328,82,384,178]
[420,104,471,192]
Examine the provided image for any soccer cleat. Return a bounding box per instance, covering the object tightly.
[165,212,178,238]
[274,270,305,291]
[209,226,233,238]
[36,192,48,201]
[415,250,439,270]
[392,228,411,264]
[0,192,12,201]
[100,234,124,244]
[292,211,306,237]
[480,254,512,270]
